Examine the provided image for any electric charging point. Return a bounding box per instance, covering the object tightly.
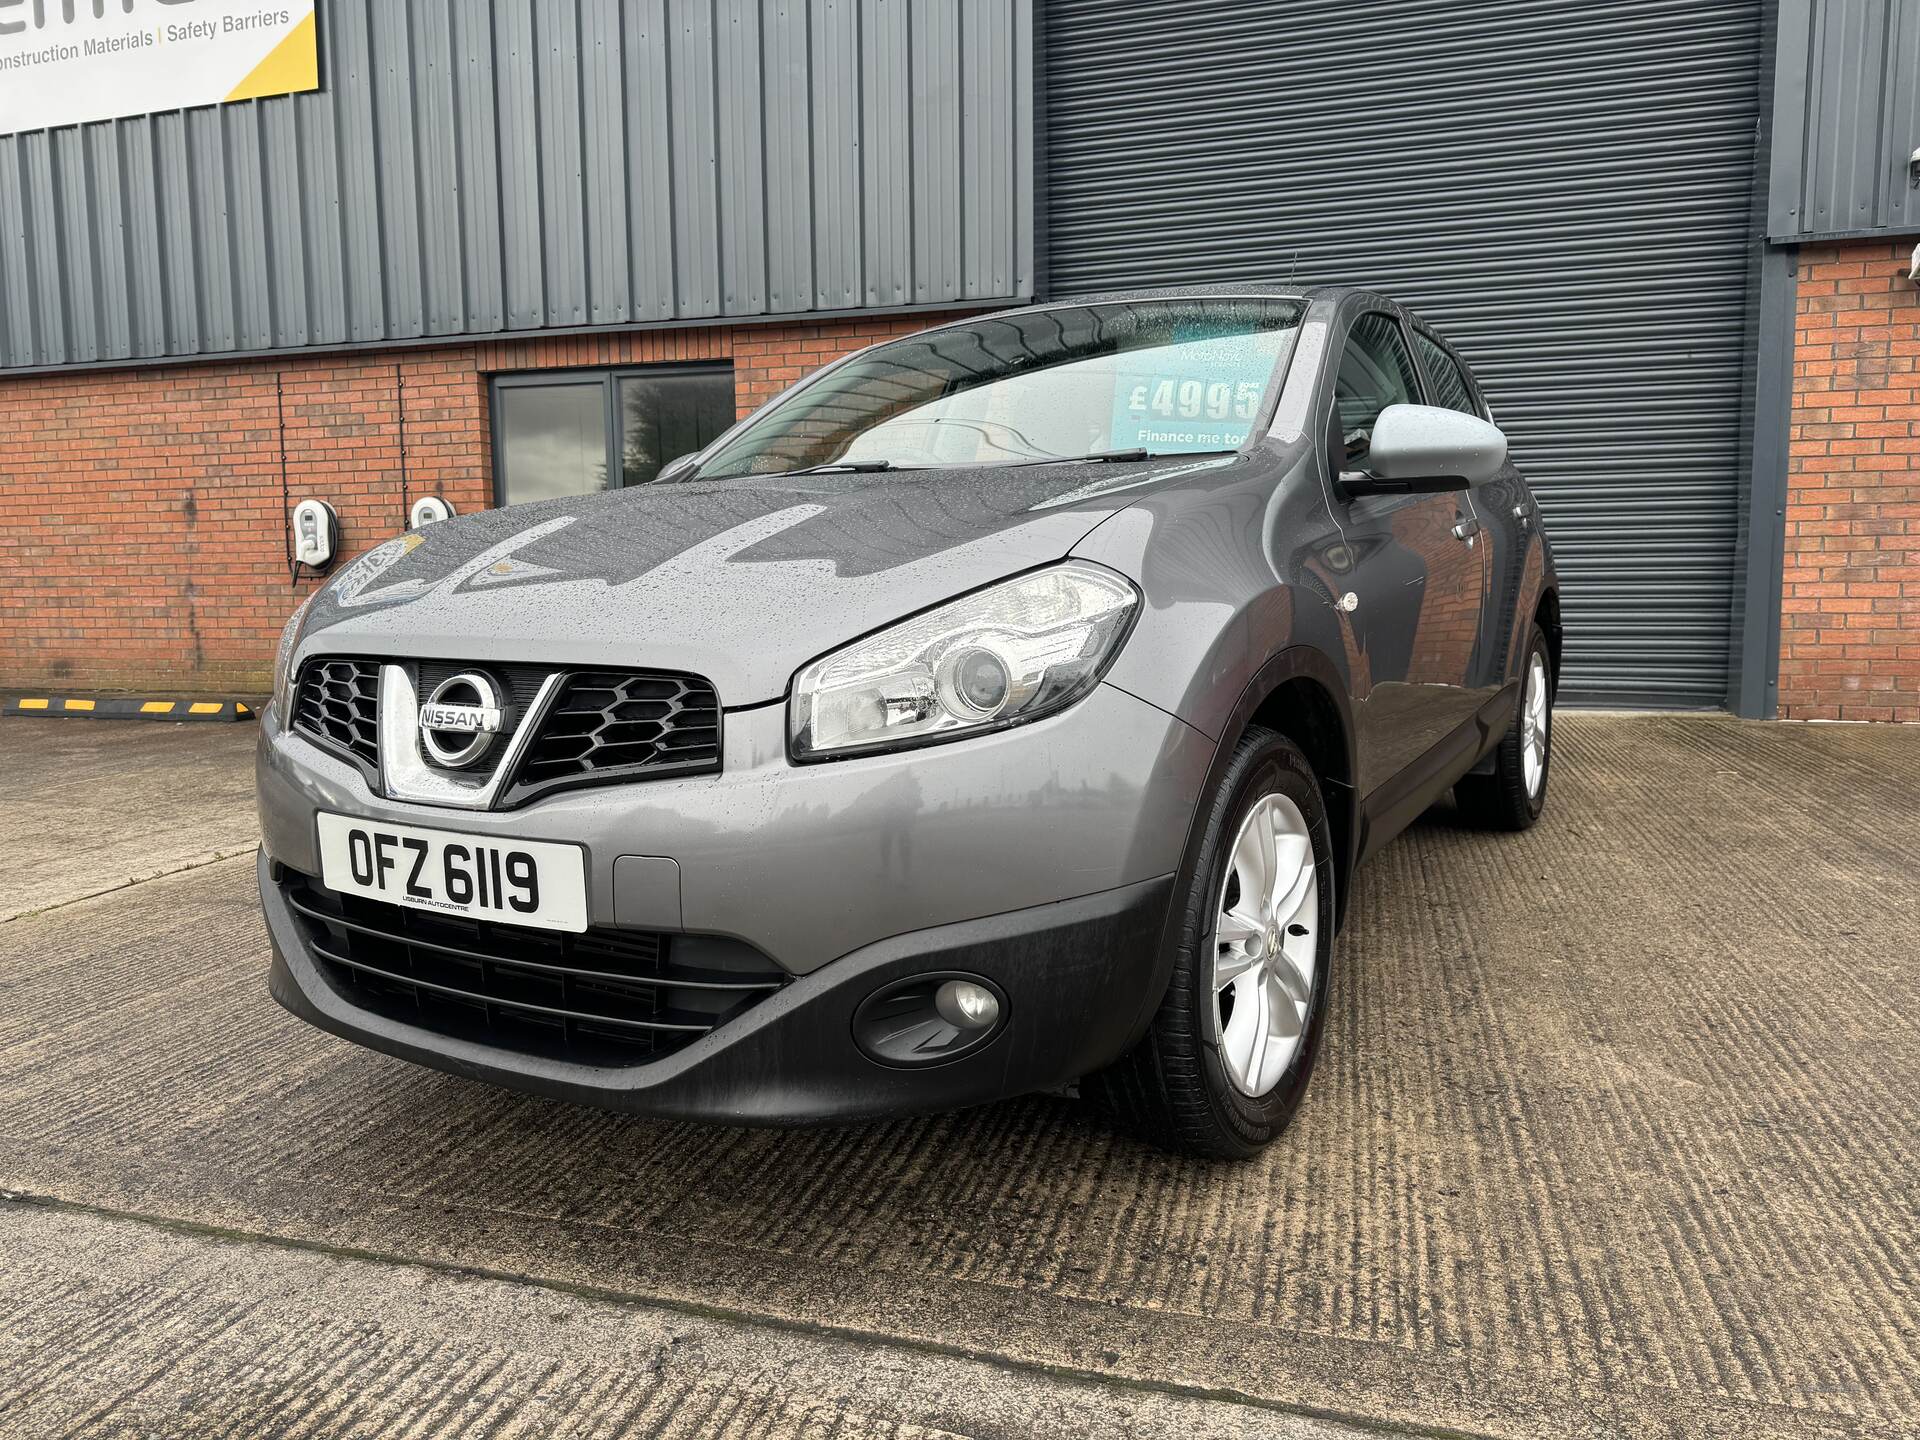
[290,499,339,575]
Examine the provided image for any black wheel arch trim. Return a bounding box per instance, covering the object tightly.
[1535,587,1564,694]
[1112,644,1358,1060]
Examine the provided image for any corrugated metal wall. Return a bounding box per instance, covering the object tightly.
[0,0,1033,372]
[1045,0,1766,708]
[1769,0,1920,240]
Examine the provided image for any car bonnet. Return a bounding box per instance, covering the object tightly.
[292,454,1239,708]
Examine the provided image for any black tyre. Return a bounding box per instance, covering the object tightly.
[1085,726,1336,1160]
[1455,623,1553,831]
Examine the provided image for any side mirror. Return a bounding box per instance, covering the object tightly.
[656,452,701,484]
[1340,404,1507,496]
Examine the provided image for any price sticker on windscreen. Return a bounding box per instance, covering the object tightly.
[1110,328,1278,452]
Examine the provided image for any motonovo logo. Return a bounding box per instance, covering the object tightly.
[0,0,199,39]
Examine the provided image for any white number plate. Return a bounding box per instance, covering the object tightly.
[316,813,588,933]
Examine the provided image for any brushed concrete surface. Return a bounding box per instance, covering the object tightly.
[0,715,257,921]
[1,1203,1355,1439]
[0,711,1915,1438]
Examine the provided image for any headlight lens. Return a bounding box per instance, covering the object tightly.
[271,595,315,724]
[790,562,1138,759]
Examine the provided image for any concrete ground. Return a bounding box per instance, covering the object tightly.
[0,718,258,922]
[0,711,1915,1439]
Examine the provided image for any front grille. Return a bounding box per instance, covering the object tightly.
[293,659,381,769]
[507,671,722,804]
[289,658,722,805]
[281,870,787,1067]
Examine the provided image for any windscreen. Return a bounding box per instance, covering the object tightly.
[692,298,1304,480]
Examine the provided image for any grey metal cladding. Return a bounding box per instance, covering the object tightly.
[1044,0,1765,710]
[0,0,1035,372]
[1770,0,1920,241]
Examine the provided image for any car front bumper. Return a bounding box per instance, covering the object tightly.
[263,851,1174,1123]
[257,682,1210,1122]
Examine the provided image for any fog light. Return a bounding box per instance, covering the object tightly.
[935,978,1000,1029]
[851,972,1008,1067]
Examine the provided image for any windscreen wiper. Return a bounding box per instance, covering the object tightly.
[699,458,921,483]
[777,459,904,476]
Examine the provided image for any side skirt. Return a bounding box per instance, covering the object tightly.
[1354,681,1519,864]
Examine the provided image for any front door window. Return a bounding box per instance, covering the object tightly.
[1333,311,1423,468]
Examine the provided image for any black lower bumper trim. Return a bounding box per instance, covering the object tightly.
[262,848,1175,1125]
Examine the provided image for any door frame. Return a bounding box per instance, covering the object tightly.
[1309,301,1495,796]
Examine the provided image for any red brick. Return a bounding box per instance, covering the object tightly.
[1781,239,1920,720]
[0,313,966,691]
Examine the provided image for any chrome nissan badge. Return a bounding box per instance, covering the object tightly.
[418,672,504,768]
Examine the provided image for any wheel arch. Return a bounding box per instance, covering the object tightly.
[1535,587,1564,696]
[1182,644,1359,935]
[1243,655,1357,933]
[1106,643,1358,1076]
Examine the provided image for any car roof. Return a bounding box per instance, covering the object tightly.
[919,281,1422,329]
[1021,280,1344,305]
[942,283,1485,364]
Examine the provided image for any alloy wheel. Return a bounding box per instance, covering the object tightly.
[1522,650,1549,798]
[1212,793,1318,1097]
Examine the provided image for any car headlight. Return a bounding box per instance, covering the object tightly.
[272,595,316,724]
[790,561,1139,760]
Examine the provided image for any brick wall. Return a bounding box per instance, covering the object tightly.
[10,277,1917,715]
[1782,239,1920,722]
[0,313,946,694]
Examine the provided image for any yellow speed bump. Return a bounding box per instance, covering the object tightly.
[5,696,257,722]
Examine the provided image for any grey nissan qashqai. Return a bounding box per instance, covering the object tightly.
[259,285,1560,1159]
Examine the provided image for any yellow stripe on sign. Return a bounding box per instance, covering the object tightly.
[19,698,48,710]
[188,702,222,715]
[141,701,175,714]
[224,12,319,102]
[63,698,95,711]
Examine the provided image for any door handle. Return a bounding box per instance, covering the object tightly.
[1451,518,1482,542]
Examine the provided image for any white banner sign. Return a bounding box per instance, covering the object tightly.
[0,0,318,138]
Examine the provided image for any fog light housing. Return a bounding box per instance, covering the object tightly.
[852,972,1008,1068]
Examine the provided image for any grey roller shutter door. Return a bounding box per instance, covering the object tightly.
[1043,0,1765,707]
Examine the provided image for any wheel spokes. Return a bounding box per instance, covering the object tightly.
[1271,844,1315,930]
[1266,966,1307,1040]
[1271,940,1313,1012]
[1216,909,1263,947]
[1233,810,1275,904]
[1213,925,1265,992]
[1213,791,1320,1098]
[1222,966,1272,1092]
[1521,652,1549,791]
